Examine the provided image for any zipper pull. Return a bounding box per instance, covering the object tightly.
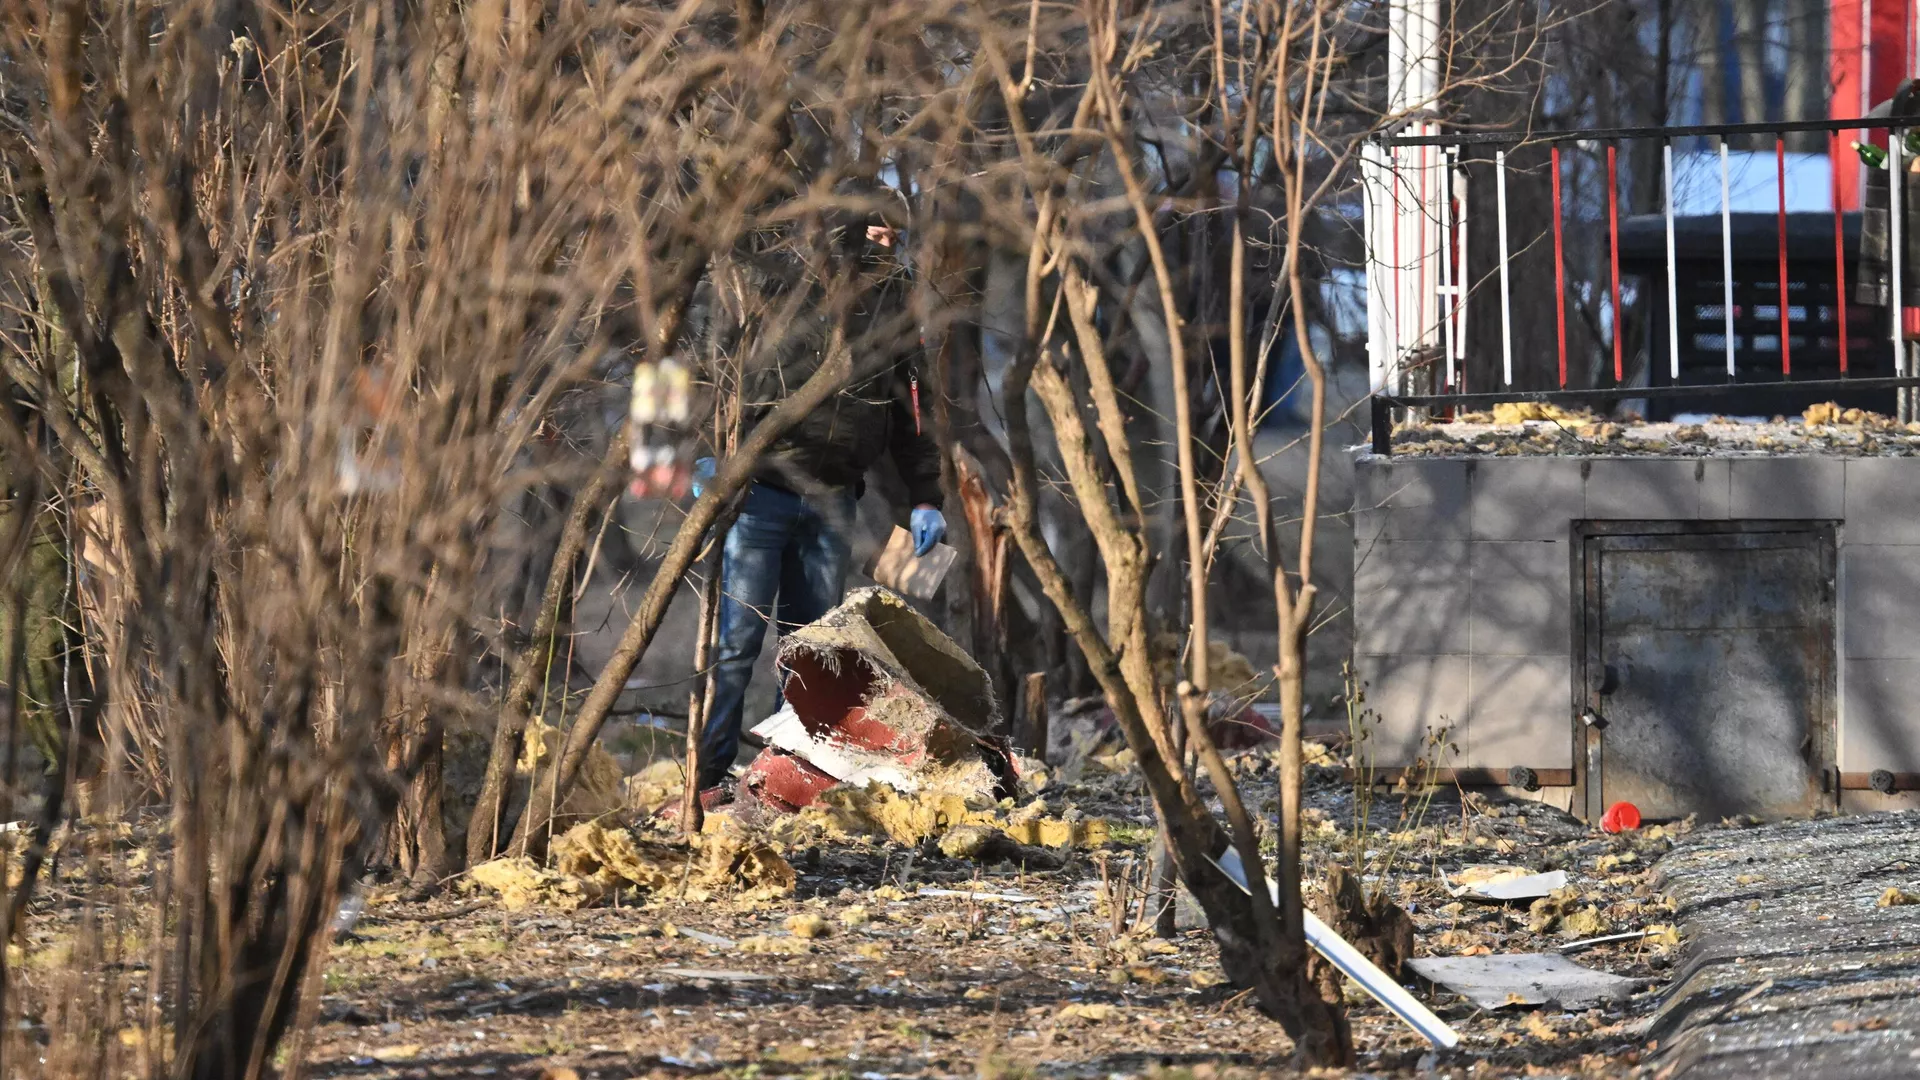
[910,374,922,435]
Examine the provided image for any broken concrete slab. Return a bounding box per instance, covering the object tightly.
[1407,953,1640,1011]
[740,587,1013,812]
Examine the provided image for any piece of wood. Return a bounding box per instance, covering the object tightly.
[1344,767,1576,788]
[1021,671,1048,760]
[1838,771,1920,792]
[867,525,957,600]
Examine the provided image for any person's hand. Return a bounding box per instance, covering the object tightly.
[910,505,947,557]
[865,224,896,248]
[691,457,717,499]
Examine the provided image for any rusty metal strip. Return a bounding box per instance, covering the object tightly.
[1837,771,1920,792]
[1344,768,1575,788]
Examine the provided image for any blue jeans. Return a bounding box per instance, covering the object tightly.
[698,481,857,788]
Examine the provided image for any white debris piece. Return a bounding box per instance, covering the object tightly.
[1442,865,1571,902]
[748,704,919,791]
[1408,953,1640,1010]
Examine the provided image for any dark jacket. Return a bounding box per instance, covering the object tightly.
[689,253,944,509]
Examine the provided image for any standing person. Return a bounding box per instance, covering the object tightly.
[688,219,946,800]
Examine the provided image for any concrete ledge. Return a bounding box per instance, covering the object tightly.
[1353,452,1915,789]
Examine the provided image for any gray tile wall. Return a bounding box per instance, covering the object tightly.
[1351,453,1920,785]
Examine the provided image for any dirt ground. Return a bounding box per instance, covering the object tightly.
[262,754,1692,1080]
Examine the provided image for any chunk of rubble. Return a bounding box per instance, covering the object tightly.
[519,714,627,825]
[467,856,599,911]
[465,818,794,909]
[739,587,1014,811]
[790,783,1107,850]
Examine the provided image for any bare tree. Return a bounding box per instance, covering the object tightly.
[0,0,1560,1073]
[0,0,943,1073]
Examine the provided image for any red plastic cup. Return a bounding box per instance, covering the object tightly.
[1600,801,1641,834]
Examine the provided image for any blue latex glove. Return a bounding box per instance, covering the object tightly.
[690,456,716,499]
[910,505,947,557]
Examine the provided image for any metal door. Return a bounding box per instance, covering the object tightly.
[1576,522,1836,822]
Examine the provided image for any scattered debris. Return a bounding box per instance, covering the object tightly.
[518,714,626,825]
[1407,953,1640,1011]
[466,857,600,911]
[1559,930,1658,953]
[667,926,738,949]
[466,819,795,909]
[650,967,776,983]
[914,887,1038,903]
[1528,887,1612,937]
[1149,632,1260,694]
[749,704,917,792]
[1643,923,1682,947]
[1214,848,1460,1049]
[784,912,831,939]
[1455,402,1596,426]
[935,823,1064,868]
[1388,407,1920,458]
[623,757,689,814]
[330,888,368,939]
[1803,401,1902,428]
[1443,865,1571,903]
[738,934,811,955]
[1877,886,1920,907]
[1594,851,1638,873]
[790,782,1107,852]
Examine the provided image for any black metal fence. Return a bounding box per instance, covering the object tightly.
[1364,115,1920,452]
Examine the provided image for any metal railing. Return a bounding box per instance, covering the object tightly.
[1362,115,1920,452]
